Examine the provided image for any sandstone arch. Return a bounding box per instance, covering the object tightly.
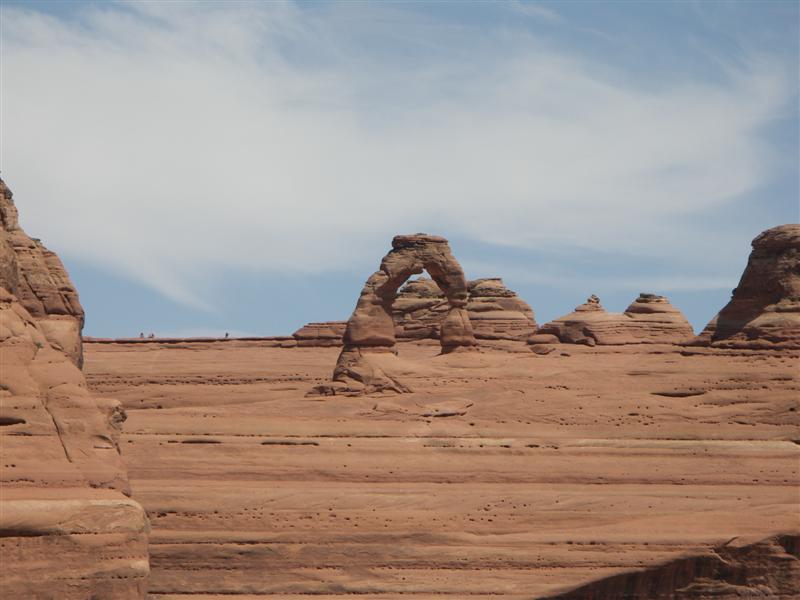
[317,234,477,396]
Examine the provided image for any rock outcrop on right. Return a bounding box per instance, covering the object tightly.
[535,293,694,346]
[543,533,799,600]
[690,224,800,349]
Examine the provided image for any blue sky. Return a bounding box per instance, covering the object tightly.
[1,1,798,336]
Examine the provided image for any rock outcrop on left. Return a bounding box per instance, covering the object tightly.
[0,179,85,367]
[690,224,800,349]
[534,293,694,347]
[0,177,149,598]
[312,234,477,396]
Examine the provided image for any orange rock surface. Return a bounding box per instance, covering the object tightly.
[83,337,799,599]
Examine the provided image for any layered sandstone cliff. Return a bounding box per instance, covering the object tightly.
[691,224,800,349]
[0,178,149,598]
[535,293,694,346]
[294,277,536,346]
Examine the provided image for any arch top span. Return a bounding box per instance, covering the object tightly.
[313,233,477,396]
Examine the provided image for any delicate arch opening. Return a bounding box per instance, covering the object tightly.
[312,234,476,396]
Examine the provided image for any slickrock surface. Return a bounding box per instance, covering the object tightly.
[692,224,800,349]
[83,338,799,599]
[321,234,477,395]
[0,178,85,366]
[536,293,694,346]
[293,278,536,347]
[0,178,149,599]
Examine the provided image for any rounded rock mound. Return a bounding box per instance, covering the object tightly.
[535,293,693,346]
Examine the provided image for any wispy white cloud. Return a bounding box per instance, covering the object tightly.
[508,1,562,22]
[1,2,792,307]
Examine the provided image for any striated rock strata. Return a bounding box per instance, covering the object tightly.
[294,277,535,347]
[691,224,800,349]
[536,293,694,347]
[0,177,149,598]
[313,234,477,395]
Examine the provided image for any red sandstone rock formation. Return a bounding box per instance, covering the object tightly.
[466,278,537,340]
[294,277,536,347]
[394,277,537,341]
[314,234,477,395]
[536,293,693,346]
[691,224,800,349]
[0,178,149,598]
[0,178,85,366]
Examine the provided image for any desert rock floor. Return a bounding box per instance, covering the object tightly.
[83,339,800,599]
